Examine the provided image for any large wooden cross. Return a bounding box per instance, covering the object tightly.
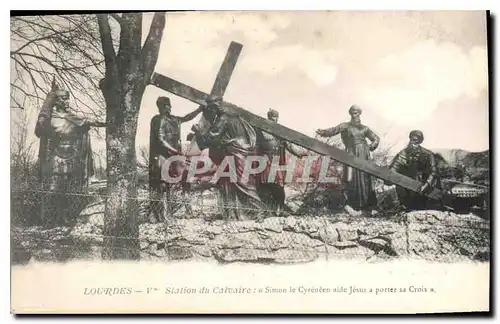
[149,41,445,201]
[185,41,242,153]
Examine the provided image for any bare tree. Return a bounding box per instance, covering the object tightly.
[137,145,150,171]
[11,13,165,259]
[10,109,37,186]
[97,13,165,260]
[10,15,105,118]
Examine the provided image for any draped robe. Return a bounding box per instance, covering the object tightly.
[322,122,379,209]
[35,106,94,224]
[197,112,266,220]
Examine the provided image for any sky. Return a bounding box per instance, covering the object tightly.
[136,10,489,156]
[12,11,490,164]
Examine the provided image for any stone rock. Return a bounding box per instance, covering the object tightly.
[139,240,149,250]
[473,247,490,261]
[213,248,272,263]
[329,245,375,260]
[282,217,297,230]
[261,218,283,233]
[12,206,490,265]
[167,246,193,260]
[358,237,397,256]
[336,228,359,242]
[193,246,213,258]
[273,249,319,264]
[333,241,359,249]
[319,225,339,245]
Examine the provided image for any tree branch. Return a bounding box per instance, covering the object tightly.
[116,13,143,73]
[110,13,123,25]
[141,12,165,82]
[96,14,117,78]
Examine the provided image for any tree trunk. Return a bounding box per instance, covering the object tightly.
[102,94,141,260]
[97,13,165,260]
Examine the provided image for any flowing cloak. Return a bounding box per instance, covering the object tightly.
[197,113,265,219]
[322,122,380,209]
[389,145,440,209]
[35,106,94,192]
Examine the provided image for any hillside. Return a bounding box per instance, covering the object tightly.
[434,149,489,168]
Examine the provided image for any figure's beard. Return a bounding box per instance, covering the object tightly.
[351,117,361,125]
[409,142,420,150]
[55,104,68,112]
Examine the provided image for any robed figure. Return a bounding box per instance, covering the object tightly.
[193,95,267,221]
[316,105,380,210]
[35,82,107,225]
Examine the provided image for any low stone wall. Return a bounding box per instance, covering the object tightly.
[12,204,490,264]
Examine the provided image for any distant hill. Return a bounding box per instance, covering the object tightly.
[434,149,489,185]
[461,150,490,169]
[434,149,489,168]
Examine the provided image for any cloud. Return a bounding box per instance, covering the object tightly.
[153,13,291,74]
[362,40,488,125]
[152,13,340,87]
[242,45,339,87]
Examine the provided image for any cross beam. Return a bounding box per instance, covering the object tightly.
[206,41,243,99]
[187,41,243,153]
[149,72,444,200]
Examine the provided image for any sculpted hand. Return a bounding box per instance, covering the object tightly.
[167,148,180,155]
[316,129,326,137]
[191,124,202,134]
[418,182,430,194]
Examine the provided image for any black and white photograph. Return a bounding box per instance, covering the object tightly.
[9,10,491,314]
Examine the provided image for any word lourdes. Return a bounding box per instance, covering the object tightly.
[165,155,343,184]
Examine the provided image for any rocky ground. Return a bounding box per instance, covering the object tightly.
[11,195,490,265]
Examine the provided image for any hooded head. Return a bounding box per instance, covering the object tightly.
[267,109,279,122]
[204,95,223,120]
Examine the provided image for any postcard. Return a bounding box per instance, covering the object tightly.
[10,10,490,314]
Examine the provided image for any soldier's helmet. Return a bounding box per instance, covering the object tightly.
[267,109,279,119]
[409,130,424,144]
[156,96,171,108]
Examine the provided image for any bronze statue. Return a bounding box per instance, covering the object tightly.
[256,108,307,215]
[316,105,380,210]
[387,130,441,210]
[192,95,267,221]
[35,80,107,225]
[148,96,203,222]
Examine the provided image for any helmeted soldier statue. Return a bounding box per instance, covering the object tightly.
[387,130,441,210]
[148,96,203,222]
[256,108,307,215]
